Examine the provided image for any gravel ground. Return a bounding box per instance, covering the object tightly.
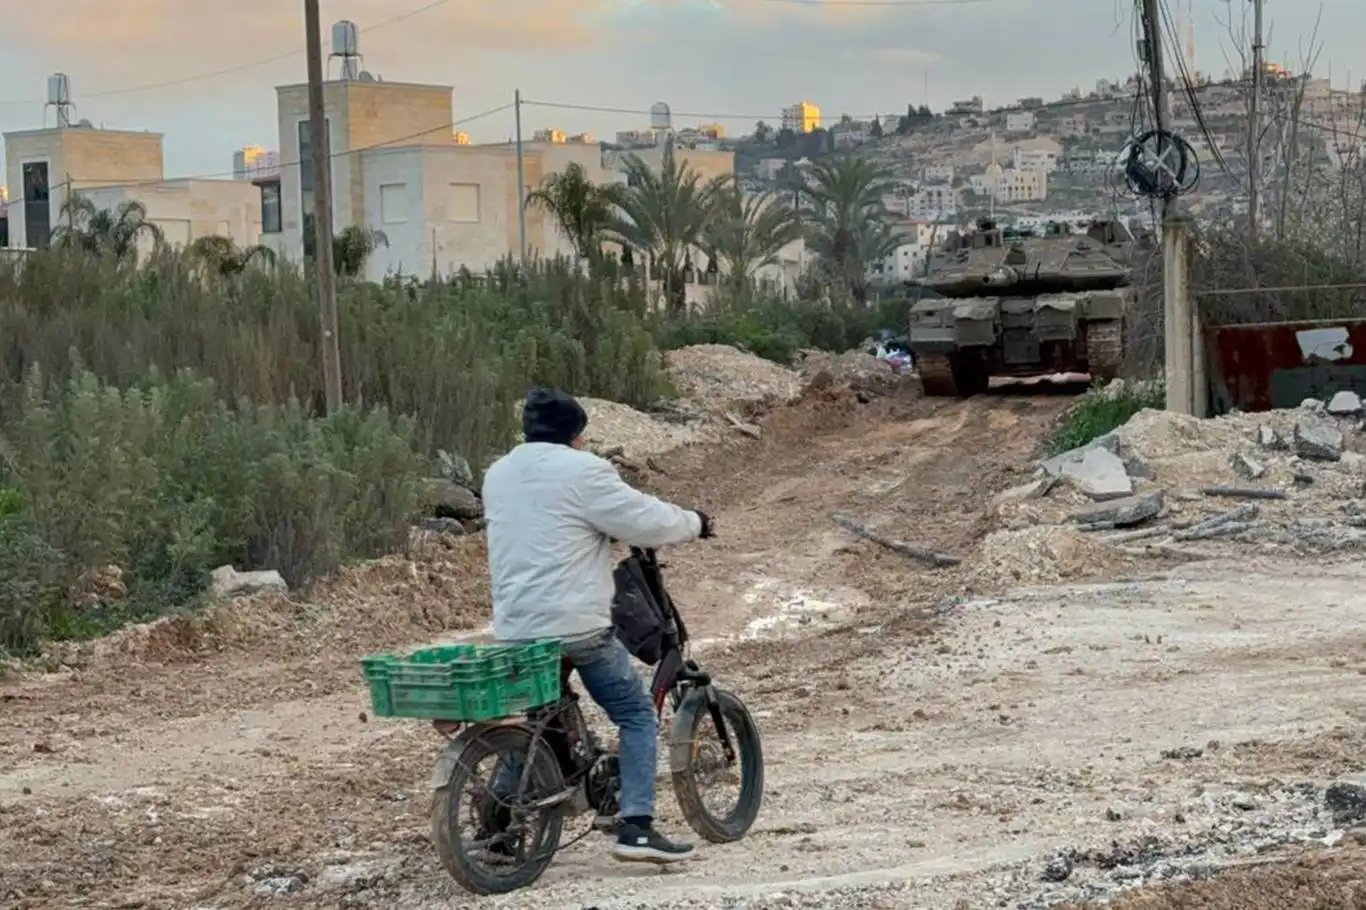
[5,387,1366,910]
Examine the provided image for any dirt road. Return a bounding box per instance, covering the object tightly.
[4,386,1366,910]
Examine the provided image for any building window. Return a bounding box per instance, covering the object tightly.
[379,183,408,224]
[450,183,480,223]
[260,180,282,234]
[22,161,51,249]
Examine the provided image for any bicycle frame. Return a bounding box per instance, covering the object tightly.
[633,547,738,765]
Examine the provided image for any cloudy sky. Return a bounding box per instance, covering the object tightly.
[0,0,1362,178]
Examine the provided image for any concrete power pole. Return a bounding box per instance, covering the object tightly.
[515,89,528,266]
[1248,0,1264,241]
[1140,0,1199,416]
[305,0,343,413]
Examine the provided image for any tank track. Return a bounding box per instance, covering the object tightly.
[1085,320,1124,381]
[917,353,959,397]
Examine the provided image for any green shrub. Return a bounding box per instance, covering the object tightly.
[0,366,430,652]
[1045,380,1166,455]
[657,292,905,364]
[0,252,671,470]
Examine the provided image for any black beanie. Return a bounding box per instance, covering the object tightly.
[523,388,588,445]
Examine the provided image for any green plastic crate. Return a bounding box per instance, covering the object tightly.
[360,640,562,721]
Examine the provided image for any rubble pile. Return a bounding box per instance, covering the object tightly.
[975,524,1129,586]
[996,391,1366,560]
[793,347,902,395]
[666,344,802,414]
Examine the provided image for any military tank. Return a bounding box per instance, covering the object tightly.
[906,218,1132,397]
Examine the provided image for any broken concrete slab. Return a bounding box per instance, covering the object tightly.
[1255,425,1285,449]
[1293,417,1344,461]
[1122,454,1155,479]
[1060,446,1134,501]
[1327,390,1363,416]
[210,565,288,598]
[1073,489,1164,528]
[1038,432,1120,477]
[992,476,1057,508]
[1229,452,1266,480]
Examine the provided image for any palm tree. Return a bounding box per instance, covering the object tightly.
[703,185,802,291]
[187,234,277,278]
[51,194,164,263]
[525,162,624,261]
[608,141,723,312]
[800,155,903,301]
[333,225,388,278]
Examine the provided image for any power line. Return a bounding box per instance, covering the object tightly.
[0,102,512,208]
[0,0,452,107]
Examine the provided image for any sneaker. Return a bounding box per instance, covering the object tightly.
[611,822,694,864]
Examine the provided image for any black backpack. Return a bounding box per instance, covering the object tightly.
[609,549,686,665]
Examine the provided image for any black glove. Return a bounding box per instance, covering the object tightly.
[694,510,715,539]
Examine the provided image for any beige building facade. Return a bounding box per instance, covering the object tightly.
[260,77,735,280]
[4,124,259,252]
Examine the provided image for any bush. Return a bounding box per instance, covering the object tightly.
[0,252,673,470]
[0,366,429,653]
[1125,222,1366,378]
[0,244,873,652]
[657,291,909,364]
[1044,379,1165,456]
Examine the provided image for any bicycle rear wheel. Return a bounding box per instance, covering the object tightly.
[431,726,566,895]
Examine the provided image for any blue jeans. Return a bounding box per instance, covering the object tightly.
[492,630,656,820]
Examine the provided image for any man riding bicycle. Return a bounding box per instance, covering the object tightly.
[481,387,713,864]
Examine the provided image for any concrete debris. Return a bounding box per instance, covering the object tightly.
[1038,432,1120,478]
[1294,418,1344,461]
[210,566,288,598]
[1301,397,1326,412]
[1059,446,1133,501]
[993,403,1366,561]
[1229,452,1266,479]
[1201,485,1287,500]
[1122,453,1155,479]
[1072,490,1164,529]
[1256,424,1285,449]
[1324,780,1366,825]
[1328,390,1363,415]
[725,411,763,439]
[993,476,1057,509]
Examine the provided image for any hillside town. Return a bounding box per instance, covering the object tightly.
[2,17,1363,297]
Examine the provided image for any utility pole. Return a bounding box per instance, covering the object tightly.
[514,89,528,266]
[305,0,342,413]
[1248,0,1264,241]
[1140,0,1198,415]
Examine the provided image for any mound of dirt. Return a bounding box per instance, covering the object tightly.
[41,538,492,671]
[794,348,901,393]
[513,396,707,460]
[666,344,801,415]
[578,397,709,458]
[974,525,1131,586]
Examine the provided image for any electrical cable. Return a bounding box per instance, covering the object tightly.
[1157,0,1228,172]
[0,0,453,106]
